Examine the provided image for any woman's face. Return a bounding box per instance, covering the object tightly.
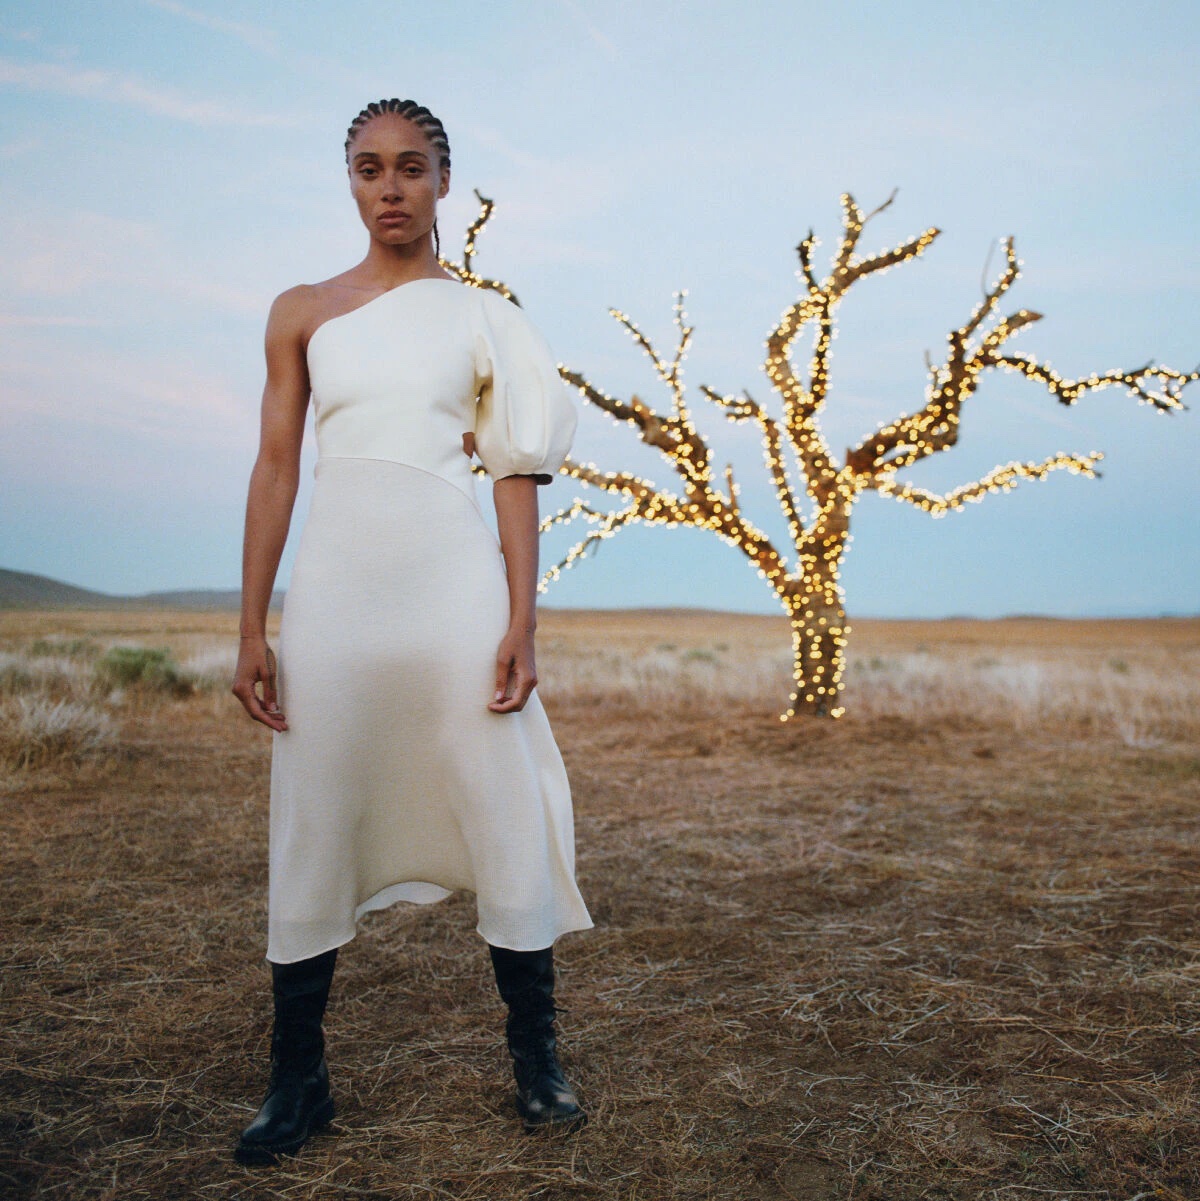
[346,114,449,248]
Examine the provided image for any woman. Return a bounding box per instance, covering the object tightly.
[230,98,593,1166]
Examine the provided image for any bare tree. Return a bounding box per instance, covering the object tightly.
[444,189,1197,720]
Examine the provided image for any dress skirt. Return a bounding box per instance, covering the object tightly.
[266,454,593,963]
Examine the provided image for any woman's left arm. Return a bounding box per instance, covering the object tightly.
[489,473,541,713]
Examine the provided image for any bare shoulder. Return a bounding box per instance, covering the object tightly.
[265,283,318,341]
[272,282,317,308]
[297,272,381,339]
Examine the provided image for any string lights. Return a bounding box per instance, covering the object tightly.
[454,190,1198,721]
[437,187,519,302]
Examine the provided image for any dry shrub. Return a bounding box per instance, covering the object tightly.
[0,640,122,771]
[27,636,101,660]
[94,645,191,695]
[0,651,95,699]
[539,640,792,708]
[1,638,233,706]
[0,694,117,769]
[841,648,1198,746]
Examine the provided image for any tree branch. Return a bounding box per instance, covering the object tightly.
[771,191,940,502]
[538,498,606,534]
[701,385,806,545]
[846,237,1022,474]
[764,292,838,498]
[539,504,641,590]
[960,234,1020,341]
[829,190,939,294]
[796,228,821,293]
[874,451,1104,515]
[438,188,520,302]
[559,455,792,591]
[603,295,711,485]
[559,458,677,502]
[986,356,1197,413]
[558,367,649,427]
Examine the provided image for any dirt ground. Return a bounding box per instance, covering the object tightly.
[1,609,1198,1200]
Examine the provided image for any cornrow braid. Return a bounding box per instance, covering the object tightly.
[343,98,451,170]
[344,99,451,259]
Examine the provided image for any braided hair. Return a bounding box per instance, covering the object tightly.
[344,99,451,259]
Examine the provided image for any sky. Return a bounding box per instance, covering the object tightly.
[1,0,1197,618]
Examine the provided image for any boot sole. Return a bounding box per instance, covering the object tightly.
[516,1097,587,1133]
[233,1096,336,1166]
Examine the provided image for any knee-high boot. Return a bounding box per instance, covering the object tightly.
[234,946,339,1165]
[488,943,586,1131]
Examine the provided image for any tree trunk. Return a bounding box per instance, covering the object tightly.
[780,511,850,720]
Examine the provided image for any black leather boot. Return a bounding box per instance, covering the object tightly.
[234,947,339,1166]
[488,944,586,1131]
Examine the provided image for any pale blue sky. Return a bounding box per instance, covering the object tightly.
[1,0,1197,616]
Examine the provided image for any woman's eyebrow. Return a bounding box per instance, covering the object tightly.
[350,149,430,165]
[351,150,430,165]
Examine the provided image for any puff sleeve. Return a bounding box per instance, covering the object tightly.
[472,289,578,484]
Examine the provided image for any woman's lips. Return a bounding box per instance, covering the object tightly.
[379,212,410,225]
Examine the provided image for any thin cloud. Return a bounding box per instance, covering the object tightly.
[0,56,295,127]
[3,211,156,299]
[139,0,280,55]
[137,0,362,90]
[4,342,259,446]
[1,209,268,317]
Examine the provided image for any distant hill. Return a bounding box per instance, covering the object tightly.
[2,567,1191,620]
[0,568,283,611]
[0,568,112,608]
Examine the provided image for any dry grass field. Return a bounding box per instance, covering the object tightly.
[1,607,1198,1200]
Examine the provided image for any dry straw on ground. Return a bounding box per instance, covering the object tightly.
[1,608,1197,1200]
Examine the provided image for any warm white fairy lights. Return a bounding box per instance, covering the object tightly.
[437,187,519,301]
[456,190,1197,721]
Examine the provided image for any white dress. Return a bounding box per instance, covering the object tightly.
[266,277,594,964]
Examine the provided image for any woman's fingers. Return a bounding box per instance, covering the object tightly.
[489,654,536,713]
[232,646,288,731]
[493,653,513,704]
[237,686,287,730]
[263,646,279,710]
[489,631,538,714]
[245,689,286,730]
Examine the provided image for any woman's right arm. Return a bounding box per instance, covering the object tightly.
[231,287,312,732]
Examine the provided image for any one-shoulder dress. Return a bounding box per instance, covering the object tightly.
[265,277,594,964]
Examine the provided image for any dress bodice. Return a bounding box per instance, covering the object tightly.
[305,278,577,500]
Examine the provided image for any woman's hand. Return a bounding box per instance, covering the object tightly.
[232,635,288,731]
[489,624,537,713]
